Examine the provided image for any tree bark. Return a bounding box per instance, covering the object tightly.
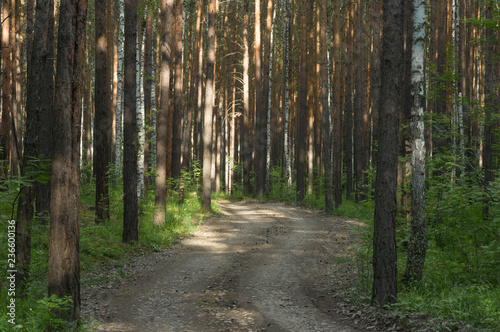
[296,0,308,202]
[122,0,138,242]
[344,1,354,201]
[143,7,153,194]
[171,0,183,180]
[202,0,216,210]
[403,0,427,285]
[321,0,332,212]
[48,0,87,321]
[332,0,342,208]
[482,0,497,219]
[154,0,173,225]
[94,0,112,222]
[371,0,403,307]
[16,0,55,289]
[1,0,10,180]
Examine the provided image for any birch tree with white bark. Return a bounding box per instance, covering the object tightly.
[403,0,427,284]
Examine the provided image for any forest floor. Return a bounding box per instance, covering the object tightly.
[81,201,471,332]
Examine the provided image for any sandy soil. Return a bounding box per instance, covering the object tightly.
[81,201,471,332]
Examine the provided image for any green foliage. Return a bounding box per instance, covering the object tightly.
[0,162,210,330]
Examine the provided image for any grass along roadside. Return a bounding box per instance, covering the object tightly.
[0,180,215,331]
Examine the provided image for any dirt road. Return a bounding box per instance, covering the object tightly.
[82,201,365,331]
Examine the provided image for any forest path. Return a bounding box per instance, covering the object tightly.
[82,201,364,332]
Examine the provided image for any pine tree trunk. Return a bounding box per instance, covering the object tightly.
[354,0,366,203]
[344,2,354,201]
[154,0,173,225]
[202,0,216,210]
[123,0,139,242]
[482,1,497,219]
[95,0,112,222]
[1,0,10,180]
[296,0,308,202]
[332,0,342,208]
[371,0,403,307]
[171,0,183,179]
[48,0,87,321]
[242,0,252,195]
[321,0,332,212]
[16,0,55,289]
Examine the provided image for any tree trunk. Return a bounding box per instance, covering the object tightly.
[48,0,87,321]
[143,7,153,194]
[354,0,366,203]
[321,0,332,212]
[154,0,173,225]
[1,0,10,180]
[332,0,342,208]
[282,0,291,188]
[115,0,125,183]
[371,0,403,307]
[171,0,183,180]
[242,0,252,195]
[296,0,307,202]
[16,0,55,289]
[94,0,111,222]
[202,0,216,210]
[403,0,427,285]
[482,1,497,219]
[122,0,138,242]
[344,1,354,201]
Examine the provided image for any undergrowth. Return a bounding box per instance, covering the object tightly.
[0,166,212,331]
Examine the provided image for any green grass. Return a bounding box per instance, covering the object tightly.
[0,175,212,331]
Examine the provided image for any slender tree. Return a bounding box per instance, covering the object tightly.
[171,0,183,179]
[202,0,216,210]
[48,0,87,321]
[321,0,332,212]
[482,0,497,219]
[332,0,342,208]
[296,0,308,202]
[123,0,138,242]
[94,0,112,222]
[372,0,403,307]
[403,0,427,284]
[16,0,55,288]
[1,0,11,180]
[154,0,173,225]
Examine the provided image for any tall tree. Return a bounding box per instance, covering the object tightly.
[242,0,253,195]
[171,0,183,179]
[1,0,11,180]
[344,1,354,200]
[122,0,138,242]
[143,6,153,194]
[296,0,308,202]
[48,0,87,321]
[482,0,497,219]
[403,0,427,284]
[254,0,265,198]
[332,0,343,208]
[94,0,112,222]
[16,0,55,288]
[154,0,173,225]
[371,0,403,307]
[321,0,332,212]
[354,0,366,203]
[202,0,216,210]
